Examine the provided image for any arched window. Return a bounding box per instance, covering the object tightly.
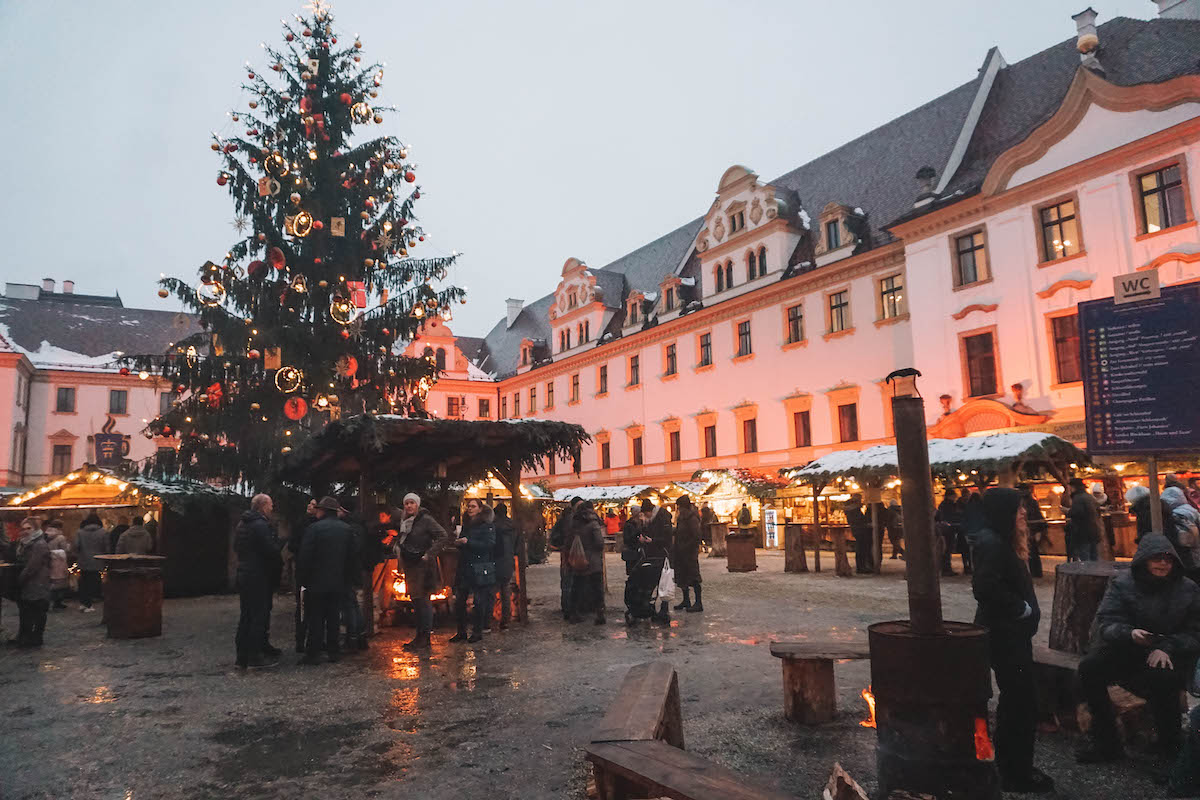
[435,348,446,371]
[715,265,725,293]
[725,261,734,289]
[747,250,757,282]
[422,346,434,361]
[758,246,767,278]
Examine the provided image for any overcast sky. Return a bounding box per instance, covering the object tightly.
[0,0,1154,337]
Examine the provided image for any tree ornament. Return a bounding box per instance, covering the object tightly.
[210,142,220,151]
[303,28,312,37]
[275,366,303,393]
[119,367,131,376]
[284,396,308,420]
[248,348,261,360]
[339,93,353,106]
[158,288,169,298]
[264,152,289,177]
[250,402,261,411]
[312,219,324,231]
[230,114,239,122]
[405,171,416,183]
[206,382,224,408]
[290,192,302,205]
[196,282,226,307]
[249,101,258,109]
[340,328,350,339]
[247,260,267,278]
[335,354,358,378]
[224,143,238,153]
[267,247,286,271]
[351,102,371,124]
[373,115,383,124]
[329,297,354,324]
[292,210,314,237]
[217,173,229,186]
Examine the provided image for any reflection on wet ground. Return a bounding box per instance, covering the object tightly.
[3,552,1123,799]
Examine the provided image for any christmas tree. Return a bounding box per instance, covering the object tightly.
[123,1,462,486]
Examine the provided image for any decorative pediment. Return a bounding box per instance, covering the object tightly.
[696,165,795,253]
[549,257,600,321]
[928,398,1049,439]
[984,70,1200,196]
[48,428,79,442]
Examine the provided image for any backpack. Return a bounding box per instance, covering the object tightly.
[567,535,589,573]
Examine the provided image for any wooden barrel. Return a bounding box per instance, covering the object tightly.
[708,522,729,558]
[726,532,757,572]
[1048,561,1125,654]
[104,568,163,639]
[783,524,808,573]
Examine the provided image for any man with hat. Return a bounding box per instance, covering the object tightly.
[1065,478,1101,562]
[298,496,358,664]
[235,494,283,668]
[396,492,448,651]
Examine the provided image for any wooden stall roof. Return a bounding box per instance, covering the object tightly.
[3,465,244,513]
[277,414,591,487]
[691,468,790,499]
[781,432,1091,486]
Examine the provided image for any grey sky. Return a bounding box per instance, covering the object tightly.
[0,0,1151,337]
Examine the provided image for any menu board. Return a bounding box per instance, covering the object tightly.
[1079,282,1200,455]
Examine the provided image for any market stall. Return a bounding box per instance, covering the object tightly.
[692,468,790,549]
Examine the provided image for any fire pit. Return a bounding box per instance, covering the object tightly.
[869,621,998,800]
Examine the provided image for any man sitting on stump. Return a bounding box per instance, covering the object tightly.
[1076,533,1200,763]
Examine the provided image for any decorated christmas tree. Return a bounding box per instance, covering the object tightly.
[123,1,461,485]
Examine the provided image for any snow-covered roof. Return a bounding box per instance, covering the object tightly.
[787,432,1090,484]
[670,481,709,496]
[552,485,657,503]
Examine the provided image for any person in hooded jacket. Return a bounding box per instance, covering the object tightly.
[116,516,154,555]
[491,502,517,630]
[73,512,108,612]
[1065,478,1102,562]
[672,495,703,613]
[1076,533,1200,763]
[452,499,496,643]
[234,494,283,668]
[567,500,606,625]
[107,516,130,555]
[1126,485,1179,548]
[622,503,648,620]
[972,488,1054,794]
[11,517,51,647]
[1163,486,1200,580]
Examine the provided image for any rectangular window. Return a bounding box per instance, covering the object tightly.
[570,373,580,403]
[628,303,639,325]
[51,444,72,475]
[479,398,491,418]
[598,365,608,395]
[1039,200,1081,261]
[546,381,554,408]
[600,441,611,470]
[665,288,675,311]
[703,425,717,458]
[793,410,811,448]
[838,403,859,443]
[954,231,988,286]
[736,321,752,357]
[109,389,128,415]
[730,211,744,233]
[879,274,905,319]
[825,219,841,249]
[699,333,712,367]
[669,431,681,462]
[631,436,643,466]
[715,267,725,293]
[447,396,462,418]
[786,304,804,344]
[159,391,175,415]
[513,393,520,417]
[56,387,76,413]
[742,418,758,453]
[500,396,507,419]
[529,387,536,413]
[964,331,998,397]
[629,355,640,386]
[1051,315,1082,384]
[829,291,850,333]
[1139,164,1186,233]
[665,344,677,376]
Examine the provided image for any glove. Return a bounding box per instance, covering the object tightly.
[1019,601,1033,619]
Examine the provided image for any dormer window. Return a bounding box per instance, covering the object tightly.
[757,246,767,277]
[665,288,675,312]
[568,289,578,309]
[730,210,745,233]
[628,299,640,326]
[577,320,590,344]
[824,220,841,250]
[559,329,573,352]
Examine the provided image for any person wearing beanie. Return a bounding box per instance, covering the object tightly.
[642,498,673,623]
[672,495,703,613]
[395,492,448,651]
[73,512,109,612]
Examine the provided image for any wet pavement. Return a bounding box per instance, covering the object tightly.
[0,552,1173,799]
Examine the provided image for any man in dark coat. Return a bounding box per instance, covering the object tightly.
[337,505,369,651]
[1066,478,1102,562]
[107,516,130,555]
[642,499,673,623]
[298,496,358,664]
[622,504,647,620]
[288,499,317,653]
[1076,533,1200,763]
[885,500,904,560]
[1018,484,1046,578]
[972,488,1054,793]
[549,497,583,620]
[845,495,873,574]
[672,495,703,612]
[396,492,448,651]
[234,494,283,668]
[492,502,517,630]
[567,500,606,625]
[936,489,964,576]
[1127,485,1180,549]
[73,513,108,612]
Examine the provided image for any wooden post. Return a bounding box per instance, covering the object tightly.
[891,392,943,635]
[781,658,836,723]
[1148,455,1164,534]
[832,527,853,577]
[870,495,882,575]
[812,484,823,573]
[359,469,375,637]
[508,461,530,625]
[784,523,809,573]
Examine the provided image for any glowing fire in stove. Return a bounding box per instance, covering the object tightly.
[974,717,994,760]
[391,571,448,602]
[860,686,876,728]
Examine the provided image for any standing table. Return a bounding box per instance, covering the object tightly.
[97,554,166,639]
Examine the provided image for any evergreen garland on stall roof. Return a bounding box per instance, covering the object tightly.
[121,3,463,488]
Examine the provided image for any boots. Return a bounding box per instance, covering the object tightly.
[687,583,703,613]
[449,625,468,643]
[653,600,670,624]
[674,587,692,611]
[403,630,431,651]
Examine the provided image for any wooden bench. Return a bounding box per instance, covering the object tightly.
[769,641,871,724]
[1032,643,1163,743]
[586,662,793,800]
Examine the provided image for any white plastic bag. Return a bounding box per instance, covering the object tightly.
[657,557,676,598]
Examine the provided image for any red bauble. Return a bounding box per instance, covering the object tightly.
[364,198,374,208]
[119,367,130,376]
[216,174,228,186]
[302,27,312,36]
[162,426,171,435]
[313,257,322,264]
[248,72,255,79]
[299,96,313,114]
[247,260,267,278]
[308,83,317,91]
[248,349,261,360]
[206,382,223,408]
[331,37,337,44]
[224,143,237,153]
[267,247,286,271]
[284,396,308,420]
[339,329,350,339]
[339,93,352,106]
[412,191,420,200]
[419,235,425,242]
[404,171,416,183]
[285,33,294,41]
[312,220,324,230]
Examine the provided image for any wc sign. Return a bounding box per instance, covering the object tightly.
[1113,270,1160,305]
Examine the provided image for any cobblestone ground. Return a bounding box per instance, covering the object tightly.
[0,551,1172,799]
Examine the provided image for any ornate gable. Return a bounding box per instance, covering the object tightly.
[548,257,604,322]
[694,165,799,254]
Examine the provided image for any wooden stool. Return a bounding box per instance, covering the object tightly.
[769,641,870,723]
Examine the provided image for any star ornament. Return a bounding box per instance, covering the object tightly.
[231,215,250,234]
[374,229,394,252]
[305,0,332,19]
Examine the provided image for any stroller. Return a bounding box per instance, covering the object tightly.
[623,549,670,624]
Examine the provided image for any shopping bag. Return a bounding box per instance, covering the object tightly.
[567,536,590,573]
[657,557,676,597]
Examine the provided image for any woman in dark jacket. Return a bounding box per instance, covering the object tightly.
[452,499,496,643]
[568,500,606,625]
[972,488,1054,794]
[672,496,703,612]
[491,502,517,630]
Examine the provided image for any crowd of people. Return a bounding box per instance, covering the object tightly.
[3,513,157,648]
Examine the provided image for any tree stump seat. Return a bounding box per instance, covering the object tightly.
[769,641,871,724]
[587,662,791,800]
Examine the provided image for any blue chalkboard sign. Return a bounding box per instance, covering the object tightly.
[1078,282,1200,455]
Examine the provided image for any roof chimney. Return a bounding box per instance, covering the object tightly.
[1154,0,1200,18]
[505,298,524,329]
[913,166,938,207]
[62,280,75,294]
[42,278,55,293]
[1072,8,1102,72]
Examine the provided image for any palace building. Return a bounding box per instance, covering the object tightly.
[422,4,1200,490]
